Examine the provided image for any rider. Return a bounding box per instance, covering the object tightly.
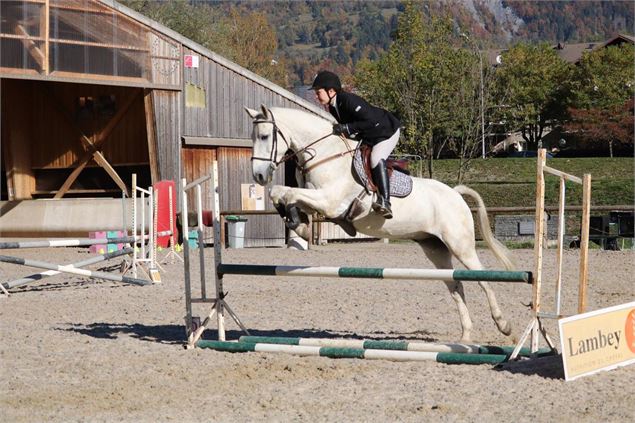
[309,70,401,219]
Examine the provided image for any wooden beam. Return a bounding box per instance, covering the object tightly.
[13,24,46,72]
[44,88,139,198]
[144,89,160,183]
[42,0,50,74]
[49,37,150,52]
[578,174,592,314]
[54,90,140,198]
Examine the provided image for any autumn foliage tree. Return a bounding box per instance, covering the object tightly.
[565,43,635,156]
[566,98,634,157]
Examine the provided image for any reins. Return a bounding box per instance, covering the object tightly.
[302,136,356,175]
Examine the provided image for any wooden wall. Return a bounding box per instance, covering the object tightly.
[217,147,285,247]
[151,89,181,186]
[1,78,148,199]
[181,47,317,139]
[181,146,285,248]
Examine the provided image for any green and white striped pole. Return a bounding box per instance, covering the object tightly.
[238,336,549,356]
[196,340,509,364]
[218,263,532,283]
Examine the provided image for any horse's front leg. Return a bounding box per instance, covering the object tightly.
[270,185,334,224]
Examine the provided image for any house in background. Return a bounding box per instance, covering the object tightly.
[487,33,634,156]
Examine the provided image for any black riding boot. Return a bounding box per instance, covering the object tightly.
[371,160,393,219]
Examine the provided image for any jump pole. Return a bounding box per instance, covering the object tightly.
[0,254,151,286]
[185,163,535,353]
[0,234,170,250]
[183,164,249,348]
[2,247,133,291]
[196,340,509,364]
[218,263,532,283]
[238,335,550,356]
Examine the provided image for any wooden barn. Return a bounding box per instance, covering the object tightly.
[0,0,333,245]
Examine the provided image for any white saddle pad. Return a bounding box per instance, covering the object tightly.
[352,149,413,198]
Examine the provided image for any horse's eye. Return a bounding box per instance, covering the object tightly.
[260,134,269,141]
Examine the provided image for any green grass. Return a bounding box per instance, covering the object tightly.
[428,157,634,208]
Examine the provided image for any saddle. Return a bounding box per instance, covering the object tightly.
[353,145,413,197]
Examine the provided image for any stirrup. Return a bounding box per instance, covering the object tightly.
[379,205,393,219]
[372,199,393,219]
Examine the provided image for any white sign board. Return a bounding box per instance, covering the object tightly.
[559,302,635,381]
[241,184,265,211]
[184,55,199,68]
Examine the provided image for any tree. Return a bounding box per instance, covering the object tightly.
[566,98,634,157]
[120,1,288,87]
[355,2,459,177]
[223,8,288,86]
[493,43,572,151]
[572,43,635,109]
[443,45,490,182]
[565,43,635,156]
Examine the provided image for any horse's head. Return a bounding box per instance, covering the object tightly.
[244,105,289,185]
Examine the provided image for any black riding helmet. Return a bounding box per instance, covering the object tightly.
[309,70,342,92]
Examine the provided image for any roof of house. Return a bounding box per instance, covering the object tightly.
[486,33,634,66]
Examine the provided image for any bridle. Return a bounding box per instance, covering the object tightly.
[250,113,292,169]
[251,111,353,174]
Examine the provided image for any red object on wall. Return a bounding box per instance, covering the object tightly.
[153,180,178,248]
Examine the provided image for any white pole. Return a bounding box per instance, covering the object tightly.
[211,161,226,340]
[132,174,138,278]
[555,177,566,316]
[196,183,206,299]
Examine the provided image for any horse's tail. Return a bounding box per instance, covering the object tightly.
[454,185,516,271]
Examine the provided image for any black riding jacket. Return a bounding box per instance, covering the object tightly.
[329,92,401,146]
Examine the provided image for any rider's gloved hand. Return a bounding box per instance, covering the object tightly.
[332,123,349,137]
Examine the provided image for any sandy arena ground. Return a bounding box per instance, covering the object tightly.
[1,241,633,422]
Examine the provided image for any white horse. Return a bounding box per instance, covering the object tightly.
[245,105,516,343]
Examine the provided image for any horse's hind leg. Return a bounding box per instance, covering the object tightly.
[416,238,473,343]
[451,245,512,337]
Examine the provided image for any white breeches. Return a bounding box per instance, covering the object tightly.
[370,128,400,167]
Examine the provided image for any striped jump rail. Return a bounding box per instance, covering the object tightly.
[0,231,172,250]
[196,340,510,364]
[238,336,551,357]
[0,255,151,286]
[2,247,133,290]
[218,264,533,284]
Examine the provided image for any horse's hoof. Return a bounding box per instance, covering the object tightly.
[499,321,512,336]
[285,206,301,230]
[286,220,300,230]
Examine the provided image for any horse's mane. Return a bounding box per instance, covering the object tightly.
[269,107,334,132]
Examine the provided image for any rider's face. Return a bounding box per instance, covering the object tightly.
[315,88,333,105]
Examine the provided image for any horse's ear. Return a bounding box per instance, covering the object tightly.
[244,107,259,119]
[260,104,272,120]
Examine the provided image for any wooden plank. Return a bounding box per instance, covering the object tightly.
[144,89,159,184]
[578,174,592,313]
[532,149,547,351]
[543,165,583,184]
[13,24,46,71]
[42,0,50,74]
[48,37,150,52]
